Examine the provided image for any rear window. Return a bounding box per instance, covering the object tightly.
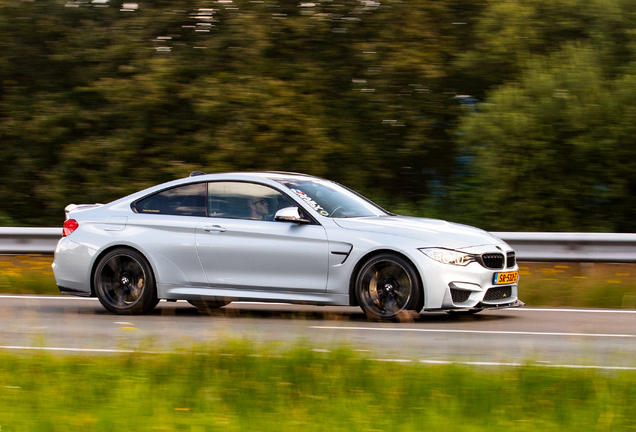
[133,183,207,217]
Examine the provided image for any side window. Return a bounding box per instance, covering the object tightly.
[134,183,207,217]
[208,182,296,221]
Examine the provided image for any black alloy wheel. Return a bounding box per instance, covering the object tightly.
[93,248,159,315]
[355,253,423,320]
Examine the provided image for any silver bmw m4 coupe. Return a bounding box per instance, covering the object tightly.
[52,172,523,319]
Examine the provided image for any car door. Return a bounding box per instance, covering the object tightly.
[195,181,329,292]
[131,182,209,288]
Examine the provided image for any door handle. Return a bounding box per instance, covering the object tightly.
[203,225,227,233]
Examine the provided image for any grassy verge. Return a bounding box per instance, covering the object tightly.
[520,262,636,308]
[0,344,635,431]
[2,256,636,308]
[0,255,59,295]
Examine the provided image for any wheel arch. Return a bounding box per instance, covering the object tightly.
[90,245,157,297]
[348,249,424,307]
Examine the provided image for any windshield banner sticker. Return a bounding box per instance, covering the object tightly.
[290,189,329,216]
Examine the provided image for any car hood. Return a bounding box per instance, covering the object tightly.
[333,216,506,250]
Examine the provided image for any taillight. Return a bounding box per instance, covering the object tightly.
[63,219,79,237]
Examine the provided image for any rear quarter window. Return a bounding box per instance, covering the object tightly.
[133,183,207,217]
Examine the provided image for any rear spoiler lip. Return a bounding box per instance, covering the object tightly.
[64,203,104,215]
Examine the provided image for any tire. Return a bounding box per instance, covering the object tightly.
[355,253,423,320]
[187,299,231,310]
[93,248,159,315]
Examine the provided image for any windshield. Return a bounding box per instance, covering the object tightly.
[277,179,389,218]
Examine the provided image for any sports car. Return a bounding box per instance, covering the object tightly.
[52,172,523,319]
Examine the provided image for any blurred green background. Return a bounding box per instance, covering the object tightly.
[3,0,636,232]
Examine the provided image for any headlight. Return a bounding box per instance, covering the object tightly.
[420,248,476,266]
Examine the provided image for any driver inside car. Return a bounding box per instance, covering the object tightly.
[248,197,270,220]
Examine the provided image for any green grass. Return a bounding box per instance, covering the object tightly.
[0,343,635,431]
[2,256,636,308]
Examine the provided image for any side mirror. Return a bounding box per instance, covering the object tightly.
[274,207,311,224]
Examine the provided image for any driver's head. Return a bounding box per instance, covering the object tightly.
[249,197,269,219]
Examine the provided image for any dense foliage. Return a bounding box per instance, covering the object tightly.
[2,0,635,230]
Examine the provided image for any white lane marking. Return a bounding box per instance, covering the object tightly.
[0,345,135,353]
[375,358,413,362]
[0,295,635,314]
[506,308,636,314]
[417,360,636,371]
[1,345,634,371]
[310,326,635,338]
[538,364,636,371]
[0,295,98,300]
[0,295,636,314]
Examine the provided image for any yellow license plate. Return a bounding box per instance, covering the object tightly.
[493,271,519,285]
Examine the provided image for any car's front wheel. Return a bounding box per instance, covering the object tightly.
[93,248,159,315]
[355,253,423,320]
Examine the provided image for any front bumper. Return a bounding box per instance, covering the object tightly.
[444,299,526,312]
[481,298,525,310]
[411,247,522,311]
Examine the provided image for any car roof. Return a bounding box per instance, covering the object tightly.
[108,172,321,205]
[182,171,328,185]
[200,171,317,180]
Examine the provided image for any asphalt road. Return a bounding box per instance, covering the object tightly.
[1,295,636,369]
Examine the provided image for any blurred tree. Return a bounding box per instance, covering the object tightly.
[0,0,464,224]
[3,0,636,231]
[454,0,636,98]
[459,44,636,232]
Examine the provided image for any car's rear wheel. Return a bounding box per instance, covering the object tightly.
[93,248,158,315]
[187,299,231,311]
[355,253,423,320]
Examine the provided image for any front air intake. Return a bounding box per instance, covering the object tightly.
[484,286,512,301]
[450,288,471,304]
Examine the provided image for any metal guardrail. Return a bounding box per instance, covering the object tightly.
[492,232,636,263]
[1,228,636,262]
[0,228,62,255]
